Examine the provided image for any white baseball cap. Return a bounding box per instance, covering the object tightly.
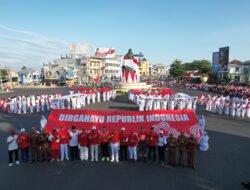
[20,128,25,132]
[92,126,96,130]
[121,127,125,131]
[159,130,164,134]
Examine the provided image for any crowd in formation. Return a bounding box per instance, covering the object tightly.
[198,94,250,118]
[162,81,250,98]
[128,89,197,112]
[7,124,209,169]
[0,88,116,114]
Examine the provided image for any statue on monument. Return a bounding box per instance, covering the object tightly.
[124,48,134,59]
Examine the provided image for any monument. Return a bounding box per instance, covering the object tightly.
[117,49,151,91]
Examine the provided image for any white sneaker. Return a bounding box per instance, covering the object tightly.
[66,157,69,161]
[110,159,114,162]
[91,159,94,162]
[9,163,13,167]
[116,159,119,162]
[50,159,55,163]
[16,161,20,165]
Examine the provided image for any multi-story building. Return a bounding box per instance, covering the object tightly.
[103,58,121,80]
[239,61,250,84]
[139,59,150,78]
[228,60,241,81]
[18,68,40,85]
[151,64,169,79]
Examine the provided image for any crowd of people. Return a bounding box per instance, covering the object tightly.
[128,89,197,112]
[198,94,250,118]
[7,125,209,169]
[161,81,250,98]
[0,88,116,114]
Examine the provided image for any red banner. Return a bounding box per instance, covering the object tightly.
[45,109,201,139]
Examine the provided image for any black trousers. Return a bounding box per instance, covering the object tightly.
[101,142,109,158]
[120,145,128,161]
[20,147,29,162]
[8,149,19,163]
[70,146,79,160]
[148,146,157,161]
[158,146,165,161]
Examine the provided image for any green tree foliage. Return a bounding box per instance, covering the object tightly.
[0,69,8,77]
[182,60,212,74]
[169,59,186,77]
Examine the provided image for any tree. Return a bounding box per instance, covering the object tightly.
[182,60,212,74]
[169,59,186,78]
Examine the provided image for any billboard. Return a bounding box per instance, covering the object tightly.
[219,46,229,72]
[69,44,89,55]
[212,52,220,74]
[95,48,115,58]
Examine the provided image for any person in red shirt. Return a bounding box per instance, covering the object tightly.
[88,126,99,161]
[128,131,138,161]
[17,128,29,163]
[78,129,89,161]
[48,128,60,162]
[58,126,69,161]
[147,126,158,162]
[137,126,148,162]
[99,126,110,161]
[119,127,128,161]
[109,128,119,162]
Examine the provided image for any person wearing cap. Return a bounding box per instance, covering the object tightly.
[48,129,60,162]
[78,129,89,161]
[137,126,148,162]
[177,131,188,167]
[187,133,197,169]
[128,131,139,161]
[89,126,99,162]
[157,130,167,164]
[119,127,128,161]
[167,132,177,166]
[99,126,110,161]
[30,127,40,163]
[68,125,80,160]
[147,127,158,162]
[17,128,30,163]
[7,130,20,167]
[199,131,209,152]
[109,128,120,162]
[58,126,70,161]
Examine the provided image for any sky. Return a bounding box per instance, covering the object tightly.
[0,0,250,71]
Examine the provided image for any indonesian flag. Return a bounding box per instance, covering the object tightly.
[197,94,205,103]
[211,99,217,106]
[245,102,250,110]
[238,103,242,109]
[228,101,233,108]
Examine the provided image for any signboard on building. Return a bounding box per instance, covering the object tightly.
[219,46,229,72]
[212,52,220,74]
[69,44,89,55]
[95,48,115,58]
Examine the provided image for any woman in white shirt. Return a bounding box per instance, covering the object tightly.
[7,130,20,167]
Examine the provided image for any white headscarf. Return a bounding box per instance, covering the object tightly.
[40,115,47,132]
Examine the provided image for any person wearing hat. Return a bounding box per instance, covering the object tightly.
[58,126,70,161]
[119,127,128,161]
[78,129,89,161]
[99,126,110,161]
[7,130,20,167]
[167,132,177,166]
[89,126,99,162]
[30,127,40,163]
[128,131,139,161]
[48,128,60,162]
[137,126,148,162]
[17,128,30,163]
[157,130,167,164]
[187,133,197,169]
[147,126,158,162]
[177,131,188,167]
[199,131,209,152]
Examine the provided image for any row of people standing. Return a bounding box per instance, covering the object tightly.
[7,125,209,169]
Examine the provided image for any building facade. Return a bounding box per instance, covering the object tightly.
[139,59,150,78]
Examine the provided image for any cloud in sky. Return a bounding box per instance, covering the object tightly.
[0,24,69,71]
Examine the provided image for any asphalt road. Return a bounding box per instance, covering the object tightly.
[0,87,249,190]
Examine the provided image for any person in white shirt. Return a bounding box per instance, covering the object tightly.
[198,115,205,134]
[199,131,209,151]
[68,126,79,160]
[40,115,47,132]
[157,131,167,164]
[7,130,20,167]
